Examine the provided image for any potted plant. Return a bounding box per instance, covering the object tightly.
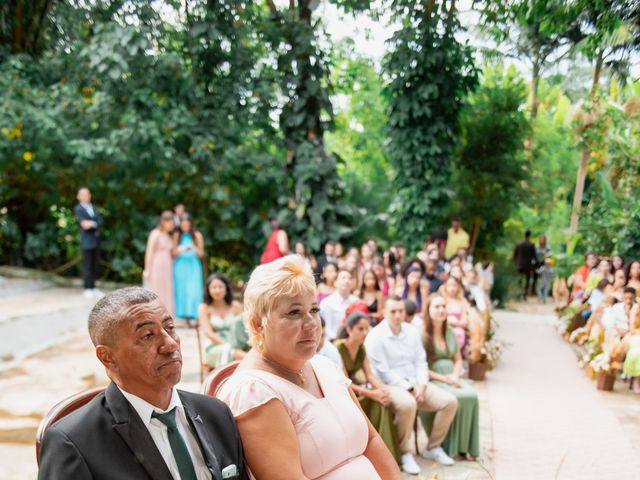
[590,353,619,391]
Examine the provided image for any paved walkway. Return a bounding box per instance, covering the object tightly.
[488,308,640,480]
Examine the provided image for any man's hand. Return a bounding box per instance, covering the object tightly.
[412,384,427,403]
[80,220,96,230]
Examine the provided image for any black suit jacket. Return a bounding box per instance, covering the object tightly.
[513,240,537,272]
[74,203,103,250]
[38,383,247,480]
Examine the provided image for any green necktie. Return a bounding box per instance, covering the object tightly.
[152,408,198,480]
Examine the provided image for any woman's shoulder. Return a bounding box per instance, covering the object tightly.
[218,368,284,417]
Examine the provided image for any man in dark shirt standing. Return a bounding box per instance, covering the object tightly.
[513,229,537,300]
[74,187,104,299]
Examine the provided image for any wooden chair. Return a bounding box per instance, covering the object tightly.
[35,386,106,464]
[200,361,240,398]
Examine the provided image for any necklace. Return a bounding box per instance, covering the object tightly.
[261,354,306,385]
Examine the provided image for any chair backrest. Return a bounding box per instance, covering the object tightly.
[201,361,240,398]
[35,386,106,464]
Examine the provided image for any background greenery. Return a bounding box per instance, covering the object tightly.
[1,1,639,294]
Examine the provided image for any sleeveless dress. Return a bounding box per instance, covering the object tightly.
[260,229,285,264]
[147,230,174,315]
[420,327,480,458]
[336,342,400,463]
[623,335,640,377]
[204,311,248,368]
[446,302,466,351]
[173,233,203,319]
[219,355,380,479]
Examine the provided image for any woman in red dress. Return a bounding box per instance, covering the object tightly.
[260,218,289,264]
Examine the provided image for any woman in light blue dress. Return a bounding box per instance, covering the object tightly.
[173,213,204,324]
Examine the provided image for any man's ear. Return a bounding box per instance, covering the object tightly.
[96,345,117,371]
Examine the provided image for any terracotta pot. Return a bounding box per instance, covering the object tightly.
[468,361,487,381]
[595,371,615,391]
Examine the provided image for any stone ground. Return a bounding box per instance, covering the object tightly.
[1,275,639,479]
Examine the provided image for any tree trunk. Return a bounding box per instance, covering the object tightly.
[529,44,541,121]
[569,149,589,234]
[4,0,53,56]
[569,49,604,234]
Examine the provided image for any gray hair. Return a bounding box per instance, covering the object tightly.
[88,287,159,346]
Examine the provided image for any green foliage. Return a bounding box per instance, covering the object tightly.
[385,2,478,251]
[453,64,529,252]
[326,40,393,246]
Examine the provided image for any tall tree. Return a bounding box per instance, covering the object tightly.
[385,0,477,251]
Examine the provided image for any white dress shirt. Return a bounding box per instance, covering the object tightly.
[601,302,631,332]
[319,291,359,339]
[365,319,429,389]
[118,387,211,480]
[316,340,343,369]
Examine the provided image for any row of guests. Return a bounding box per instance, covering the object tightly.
[144,210,204,324]
[316,293,480,475]
[40,254,482,480]
[318,263,489,356]
[564,254,640,392]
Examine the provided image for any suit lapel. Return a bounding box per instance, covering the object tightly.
[105,384,174,480]
[181,392,222,480]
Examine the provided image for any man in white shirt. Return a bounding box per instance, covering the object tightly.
[366,296,458,474]
[315,316,343,369]
[319,270,358,339]
[39,287,246,480]
[602,287,637,336]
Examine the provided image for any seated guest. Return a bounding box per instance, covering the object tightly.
[601,287,637,338]
[425,260,443,295]
[198,273,247,368]
[366,296,458,474]
[219,255,401,479]
[568,253,598,300]
[317,262,338,303]
[420,295,480,461]
[373,256,395,298]
[627,260,640,295]
[400,267,427,315]
[442,277,470,351]
[360,269,385,322]
[337,311,401,463]
[316,316,343,369]
[39,287,246,480]
[319,269,359,340]
[623,304,640,393]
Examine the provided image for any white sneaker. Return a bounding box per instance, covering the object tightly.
[401,453,421,475]
[92,288,105,299]
[421,446,455,466]
[83,289,94,299]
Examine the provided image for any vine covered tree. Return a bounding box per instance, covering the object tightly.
[385,0,477,250]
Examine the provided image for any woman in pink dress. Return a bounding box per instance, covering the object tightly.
[219,255,401,480]
[143,210,175,315]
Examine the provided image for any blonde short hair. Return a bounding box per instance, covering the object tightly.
[244,255,317,349]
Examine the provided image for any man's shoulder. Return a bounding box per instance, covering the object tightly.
[44,390,109,439]
[178,390,233,418]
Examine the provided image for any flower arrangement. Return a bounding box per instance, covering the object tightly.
[589,353,621,374]
[481,337,505,371]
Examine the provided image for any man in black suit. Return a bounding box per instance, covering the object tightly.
[74,187,104,298]
[38,287,247,480]
[513,229,537,299]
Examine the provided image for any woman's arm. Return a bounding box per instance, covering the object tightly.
[197,304,226,345]
[362,355,384,390]
[277,230,289,255]
[348,389,402,479]
[452,350,464,378]
[144,230,158,276]
[194,231,205,259]
[236,399,310,480]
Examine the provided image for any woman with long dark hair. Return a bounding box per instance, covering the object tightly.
[360,270,385,322]
[173,213,204,325]
[198,273,246,367]
[421,294,479,461]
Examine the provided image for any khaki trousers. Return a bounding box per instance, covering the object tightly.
[387,384,458,454]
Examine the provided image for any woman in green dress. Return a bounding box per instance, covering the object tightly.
[198,273,248,368]
[420,294,480,460]
[336,311,401,463]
